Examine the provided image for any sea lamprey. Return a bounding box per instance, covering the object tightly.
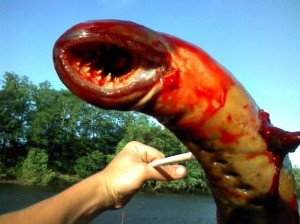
[53,20,300,224]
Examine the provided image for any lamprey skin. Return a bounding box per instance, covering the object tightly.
[53,20,300,223]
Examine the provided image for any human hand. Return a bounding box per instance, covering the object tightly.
[0,141,186,224]
[101,141,186,209]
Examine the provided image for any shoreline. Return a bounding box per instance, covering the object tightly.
[0,179,20,185]
[0,179,210,195]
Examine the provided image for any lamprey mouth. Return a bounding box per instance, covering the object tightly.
[66,40,170,89]
[53,20,171,108]
[68,41,140,89]
[69,42,145,89]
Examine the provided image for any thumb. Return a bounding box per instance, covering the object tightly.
[147,165,187,181]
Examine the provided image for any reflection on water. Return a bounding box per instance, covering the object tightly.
[0,183,64,214]
[96,192,216,224]
[0,183,216,224]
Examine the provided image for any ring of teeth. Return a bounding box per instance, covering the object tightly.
[67,42,162,89]
[72,60,129,88]
[67,42,137,89]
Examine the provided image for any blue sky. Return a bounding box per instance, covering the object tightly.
[1,0,300,166]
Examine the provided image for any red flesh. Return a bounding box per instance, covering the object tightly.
[53,20,300,224]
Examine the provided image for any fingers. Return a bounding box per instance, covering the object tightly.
[123,141,187,181]
[147,165,186,181]
[124,141,165,163]
[103,141,187,209]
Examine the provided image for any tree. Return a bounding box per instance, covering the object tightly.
[27,80,127,173]
[19,147,56,185]
[74,150,107,178]
[115,113,186,155]
[185,160,209,192]
[28,83,84,171]
[0,72,34,165]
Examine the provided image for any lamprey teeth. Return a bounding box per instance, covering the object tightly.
[86,72,91,77]
[74,61,81,72]
[108,82,113,88]
[96,70,102,75]
[80,66,90,74]
[106,73,112,81]
[96,76,102,81]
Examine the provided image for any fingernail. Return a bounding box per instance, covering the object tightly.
[176,166,186,176]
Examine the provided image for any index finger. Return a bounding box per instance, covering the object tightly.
[125,141,165,163]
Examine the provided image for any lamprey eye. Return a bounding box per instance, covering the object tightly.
[67,42,139,88]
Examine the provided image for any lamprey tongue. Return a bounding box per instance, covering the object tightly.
[53,20,300,224]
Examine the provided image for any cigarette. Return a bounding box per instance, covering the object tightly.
[148,152,196,167]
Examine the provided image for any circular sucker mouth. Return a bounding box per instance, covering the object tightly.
[67,41,140,88]
[53,20,172,108]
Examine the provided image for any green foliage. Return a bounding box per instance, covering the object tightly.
[51,174,80,187]
[8,72,300,196]
[3,72,300,196]
[185,160,209,193]
[294,167,300,196]
[115,113,187,156]
[0,73,209,192]
[19,147,56,185]
[74,151,107,178]
[0,159,7,180]
[0,72,34,165]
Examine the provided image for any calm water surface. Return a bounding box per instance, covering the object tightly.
[97,192,216,224]
[0,183,216,224]
[4,183,300,223]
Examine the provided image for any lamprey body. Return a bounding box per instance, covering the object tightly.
[53,20,300,224]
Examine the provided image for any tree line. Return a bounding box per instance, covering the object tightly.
[1,72,300,196]
[0,72,208,193]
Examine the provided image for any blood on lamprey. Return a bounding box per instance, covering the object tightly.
[259,110,300,219]
[53,20,300,224]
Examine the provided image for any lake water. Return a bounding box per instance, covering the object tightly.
[0,183,216,224]
[4,183,300,223]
